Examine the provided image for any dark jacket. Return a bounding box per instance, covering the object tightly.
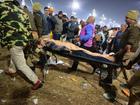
[130,42,140,64]
[42,15,50,35]
[62,21,69,35]
[23,7,37,31]
[120,24,140,52]
[49,15,57,31]
[115,24,140,62]
[67,21,79,40]
[33,11,44,37]
[113,31,124,52]
[53,15,63,34]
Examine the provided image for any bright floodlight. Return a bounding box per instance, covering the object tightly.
[92,9,97,17]
[72,0,80,10]
[101,14,106,21]
[21,0,25,6]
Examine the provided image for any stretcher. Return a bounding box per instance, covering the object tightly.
[38,38,129,102]
[40,38,123,68]
[37,38,128,83]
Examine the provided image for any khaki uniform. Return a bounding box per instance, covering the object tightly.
[115,24,140,63]
[120,24,140,52]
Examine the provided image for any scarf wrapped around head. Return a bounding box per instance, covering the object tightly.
[32,2,42,11]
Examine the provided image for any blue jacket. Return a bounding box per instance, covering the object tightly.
[80,24,95,47]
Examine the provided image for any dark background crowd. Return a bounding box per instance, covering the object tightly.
[1,1,140,105]
[24,2,129,55]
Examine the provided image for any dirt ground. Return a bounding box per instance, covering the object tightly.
[0,48,129,105]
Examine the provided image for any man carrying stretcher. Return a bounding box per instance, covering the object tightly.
[101,10,140,101]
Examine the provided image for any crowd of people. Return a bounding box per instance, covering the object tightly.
[0,0,140,104]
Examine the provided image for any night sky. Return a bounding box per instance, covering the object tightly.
[26,0,140,25]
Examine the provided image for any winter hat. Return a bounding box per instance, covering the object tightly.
[126,10,139,21]
[44,6,49,11]
[32,2,42,11]
[58,11,63,15]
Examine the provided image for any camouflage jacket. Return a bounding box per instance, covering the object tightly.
[0,1,32,48]
[120,24,140,51]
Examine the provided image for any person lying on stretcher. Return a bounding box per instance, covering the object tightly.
[37,37,115,62]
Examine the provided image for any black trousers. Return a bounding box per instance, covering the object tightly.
[71,45,98,70]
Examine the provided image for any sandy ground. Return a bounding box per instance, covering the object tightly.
[0,48,129,105]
